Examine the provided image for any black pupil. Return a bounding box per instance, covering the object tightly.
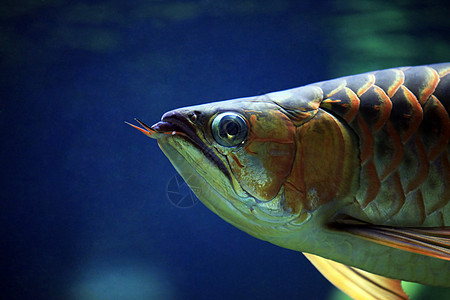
[224,120,239,136]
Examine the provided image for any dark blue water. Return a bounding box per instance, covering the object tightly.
[1,1,449,299]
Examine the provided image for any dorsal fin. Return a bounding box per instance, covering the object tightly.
[303,253,409,300]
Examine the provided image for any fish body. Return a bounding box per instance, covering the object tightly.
[128,63,450,299]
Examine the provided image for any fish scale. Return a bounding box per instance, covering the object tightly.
[315,64,450,226]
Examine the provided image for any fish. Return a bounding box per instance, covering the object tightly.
[127,63,450,300]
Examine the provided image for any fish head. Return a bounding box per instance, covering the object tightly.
[128,88,335,240]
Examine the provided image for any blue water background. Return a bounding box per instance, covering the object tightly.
[1,1,449,299]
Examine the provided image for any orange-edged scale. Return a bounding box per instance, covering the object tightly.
[128,63,450,300]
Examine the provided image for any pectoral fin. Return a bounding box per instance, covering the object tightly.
[303,253,408,300]
[336,219,450,261]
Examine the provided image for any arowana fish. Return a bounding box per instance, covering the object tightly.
[128,63,450,299]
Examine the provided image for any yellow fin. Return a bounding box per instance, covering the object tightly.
[335,220,450,260]
[303,253,408,300]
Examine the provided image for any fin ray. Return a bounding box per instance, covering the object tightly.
[303,253,408,300]
[336,221,450,260]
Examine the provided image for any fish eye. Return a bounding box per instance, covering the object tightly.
[211,112,248,147]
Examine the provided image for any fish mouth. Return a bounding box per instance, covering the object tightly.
[151,112,232,181]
